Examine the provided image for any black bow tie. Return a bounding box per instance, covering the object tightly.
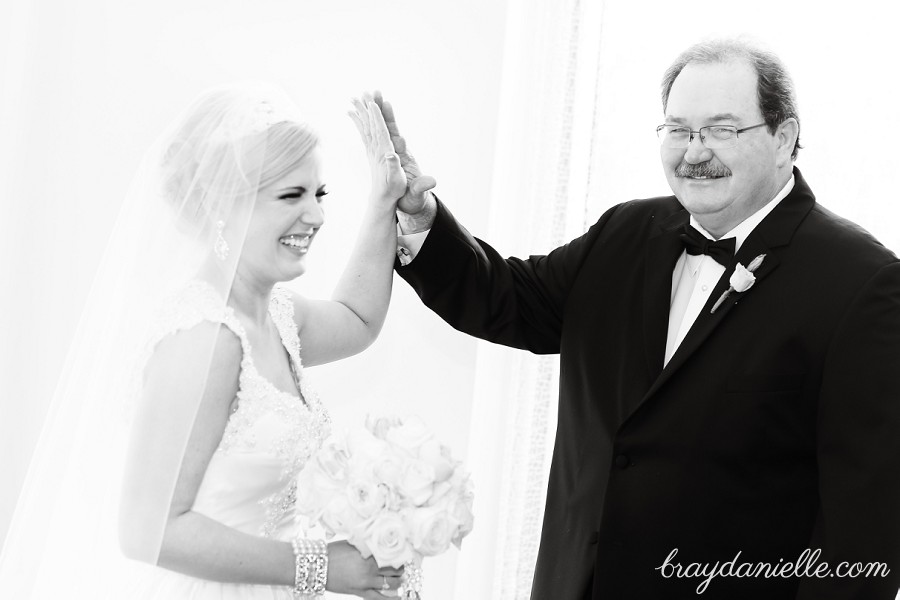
[679,225,735,267]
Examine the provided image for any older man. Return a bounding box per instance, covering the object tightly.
[385,40,900,599]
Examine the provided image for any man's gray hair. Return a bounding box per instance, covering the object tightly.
[660,39,801,160]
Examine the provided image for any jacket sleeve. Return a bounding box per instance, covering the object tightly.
[797,261,900,599]
[395,198,618,355]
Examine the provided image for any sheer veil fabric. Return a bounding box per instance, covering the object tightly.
[0,83,308,598]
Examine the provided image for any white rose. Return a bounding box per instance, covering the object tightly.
[315,440,351,482]
[427,480,454,507]
[385,416,434,455]
[366,414,403,440]
[295,463,343,516]
[320,493,365,537]
[381,479,406,513]
[406,505,456,557]
[346,479,388,519]
[729,263,756,293]
[399,459,437,506]
[345,426,391,474]
[371,461,405,512]
[418,439,454,483]
[362,512,415,568]
[450,490,475,549]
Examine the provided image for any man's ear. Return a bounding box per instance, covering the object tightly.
[775,117,799,165]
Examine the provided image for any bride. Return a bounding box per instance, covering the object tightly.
[0,84,431,599]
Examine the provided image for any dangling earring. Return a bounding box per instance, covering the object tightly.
[214,220,229,260]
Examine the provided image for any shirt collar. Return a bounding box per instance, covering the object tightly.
[690,174,795,252]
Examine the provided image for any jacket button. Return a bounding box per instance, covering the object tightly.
[614,454,630,469]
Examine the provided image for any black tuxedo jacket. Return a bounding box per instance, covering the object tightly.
[398,169,900,599]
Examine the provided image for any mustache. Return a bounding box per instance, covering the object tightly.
[675,162,732,178]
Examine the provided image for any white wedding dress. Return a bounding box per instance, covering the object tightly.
[125,280,332,599]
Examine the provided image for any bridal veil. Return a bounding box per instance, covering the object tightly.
[0,82,310,598]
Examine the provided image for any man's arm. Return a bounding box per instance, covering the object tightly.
[396,196,620,354]
[798,261,900,599]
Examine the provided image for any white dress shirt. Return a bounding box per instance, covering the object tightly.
[396,176,796,367]
[664,176,794,365]
[396,227,428,266]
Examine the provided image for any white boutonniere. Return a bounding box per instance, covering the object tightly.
[711,254,766,314]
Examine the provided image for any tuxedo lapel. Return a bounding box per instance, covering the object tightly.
[642,237,780,401]
[630,168,816,420]
[641,210,690,384]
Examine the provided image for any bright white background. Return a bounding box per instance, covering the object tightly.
[2,1,898,599]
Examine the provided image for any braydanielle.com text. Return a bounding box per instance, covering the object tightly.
[655,548,891,594]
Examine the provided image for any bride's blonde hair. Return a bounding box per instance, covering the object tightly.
[158,84,318,238]
[259,120,319,189]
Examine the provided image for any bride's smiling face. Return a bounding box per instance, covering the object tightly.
[237,148,327,285]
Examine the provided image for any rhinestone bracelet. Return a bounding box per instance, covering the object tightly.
[291,538,328,598]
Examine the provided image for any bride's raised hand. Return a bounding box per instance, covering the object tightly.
[349,94,408,210]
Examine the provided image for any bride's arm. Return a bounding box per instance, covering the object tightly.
[119,323,397,596]
[293,97,409,367]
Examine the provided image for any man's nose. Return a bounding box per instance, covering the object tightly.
[683,132,713,164]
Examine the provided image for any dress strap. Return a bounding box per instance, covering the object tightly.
[269,286,303,371]
[146,280,253,369]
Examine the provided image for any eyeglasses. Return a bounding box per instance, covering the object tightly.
[656,122,768,149]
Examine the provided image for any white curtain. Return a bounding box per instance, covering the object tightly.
[453,1,609,597]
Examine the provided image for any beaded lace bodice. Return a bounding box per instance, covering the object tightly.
[147,280,331,539]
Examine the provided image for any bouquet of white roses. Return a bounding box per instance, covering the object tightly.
[295,415,474,596]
